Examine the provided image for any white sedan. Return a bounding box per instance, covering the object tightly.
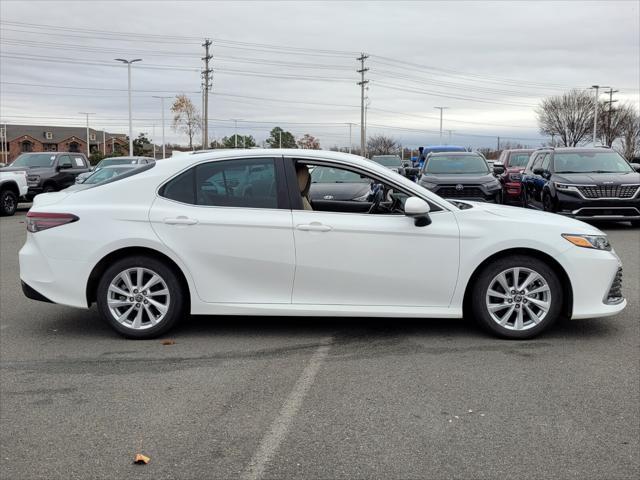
[19,149,626,339]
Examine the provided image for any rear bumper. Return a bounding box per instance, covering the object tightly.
[503,182,522,198]
[21,281,54,303]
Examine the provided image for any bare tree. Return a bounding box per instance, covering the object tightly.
[536,89,594,147]
[366,134,398,156]
[615,106,640,161]
[171,94,201,150]
[297,134,321,150]
[598,101,637,147]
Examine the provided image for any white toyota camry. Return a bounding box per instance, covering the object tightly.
[19,149,626,339]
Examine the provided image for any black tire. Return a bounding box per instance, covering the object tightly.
[520,191,528,208]
[471,255,563,339]
[542,192,556,212]
[96,255,185,339]
[0,189,18,216]
[42,184,57,193]
[630,220,640,228]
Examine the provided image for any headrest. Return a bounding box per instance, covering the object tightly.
[296,165,311,194]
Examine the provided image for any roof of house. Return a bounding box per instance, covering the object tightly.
[3,124,126,144]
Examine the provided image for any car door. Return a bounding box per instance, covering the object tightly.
[288,159,460,308]
[533,153,552,207]
[524,153,544,208]
[54,154,76,188]
[149,156,296,304]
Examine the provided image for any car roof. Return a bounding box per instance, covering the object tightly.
[97,164,139,170]
[428,151,481,157]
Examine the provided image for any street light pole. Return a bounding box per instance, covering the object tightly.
[152,95,170,159]
[79,112,95,157]
[115,58,142,155]
[591,85,609,145]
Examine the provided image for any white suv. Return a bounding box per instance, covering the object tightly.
[0,170,28,216]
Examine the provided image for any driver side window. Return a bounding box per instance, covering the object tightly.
[300,162,411,215]
[58,155,73,168]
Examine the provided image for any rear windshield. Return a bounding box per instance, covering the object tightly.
[371,155,401,167]
[424,155,489,174]
[311,166,369,183]
[10,153,56,168]
[82,163,154,189]
[554,151,633,173]
[509,152,531,167]
[98,158,140,167]
[84,167,136,184]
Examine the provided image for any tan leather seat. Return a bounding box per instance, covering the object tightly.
[296,165,313,210]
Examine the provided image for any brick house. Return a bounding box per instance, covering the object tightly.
[0,125,128,163]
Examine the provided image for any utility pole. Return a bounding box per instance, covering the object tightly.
[233,119,239,148]
[279,130,282,148]
[604,88,618,147]
[357,53,369,156]
[152,96,170,159]
[102,129,106,155]
[497,136,500,151]
[347,122,354,154]
[79,112,95,157]
[591,85,609,145]
[152,124,157,159]
[434,107,448,144]
[115,58,142,155]
[201,39,213,149]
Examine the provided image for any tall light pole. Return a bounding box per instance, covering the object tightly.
[152,95,170,159]
[591,85,608,145]
[231,119,241,148]
[115,58,142,155]
[434,107,449,144]
[79,112,95,157]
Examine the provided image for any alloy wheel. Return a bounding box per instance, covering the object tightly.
[3,193,16,214]
[485,267,551,331]
[107,267,171,330]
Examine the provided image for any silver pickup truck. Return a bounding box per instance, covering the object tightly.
[0,170,28,216]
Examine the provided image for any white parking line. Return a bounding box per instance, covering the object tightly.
[241,337,332,480]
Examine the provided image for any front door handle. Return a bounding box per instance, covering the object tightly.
[164,216,198,225]
[296,222,332,232]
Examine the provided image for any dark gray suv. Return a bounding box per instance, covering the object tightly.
[417,151,505,202]
[0,152,90,199]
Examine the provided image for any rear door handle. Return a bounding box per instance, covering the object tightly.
[296,222,332,232]
[163,216,198,225]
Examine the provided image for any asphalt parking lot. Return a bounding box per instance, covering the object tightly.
[1,206,638,480]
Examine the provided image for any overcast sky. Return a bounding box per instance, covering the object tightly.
[1,0,638,150]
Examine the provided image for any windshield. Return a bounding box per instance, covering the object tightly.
[84,167,133,184]
[509,153,531,167]
[554,151,633,173]
[97,158,138,167]
[424,155,489,174]
[311,166,369,183]
[10,153,56,168]
[371,155,401,167]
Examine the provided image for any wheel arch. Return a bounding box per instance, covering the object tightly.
[462,247,573,319]
[86,246,191,310]
[0,180,20,196]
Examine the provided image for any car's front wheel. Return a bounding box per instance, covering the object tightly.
[471,255,563,339]
[0,189,18,216]
[96,256,185,339]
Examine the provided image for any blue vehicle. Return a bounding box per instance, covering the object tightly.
[417,145,466,168]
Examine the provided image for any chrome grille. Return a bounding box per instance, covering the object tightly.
[577,185,639,199]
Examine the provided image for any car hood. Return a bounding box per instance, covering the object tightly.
[309,182,370,200]
[456,200,604,235]
[553,171,640,185]
[0,166,51,175]
[421,173,496,184]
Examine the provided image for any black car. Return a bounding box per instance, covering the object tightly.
[308,165,373,211]
[0,152,90,199]
[522,147,640,225]
[417,151,504,202]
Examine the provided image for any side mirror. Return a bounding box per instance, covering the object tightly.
[532,167,544,175]
[404,196,432,227]
[58,164,72,170]
[492,163,505,175]
[402,162,410,167]
[90,166,95,171]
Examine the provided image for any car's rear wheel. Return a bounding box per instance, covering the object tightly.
[471,255,563,339]
[542,193,556,212]
[0,189,18,216]
[96,256,184,339]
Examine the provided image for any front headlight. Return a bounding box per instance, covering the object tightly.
[555,182,578,192]
[484,181,501,190]
[562,234,611,251]
[420,181,437,189]
[27,175,40,183]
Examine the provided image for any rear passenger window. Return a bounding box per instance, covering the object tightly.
[541,154,551,171]
[196,158,277,208]
[160,158,279,209]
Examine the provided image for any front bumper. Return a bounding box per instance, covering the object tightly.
[425,185,502,203]
[556,246,627,319]
[556,191,640,220]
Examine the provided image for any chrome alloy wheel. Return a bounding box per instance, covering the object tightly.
[107,267,170,330]
[485,267,551,331]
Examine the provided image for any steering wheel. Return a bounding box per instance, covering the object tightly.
[367,185,385,214]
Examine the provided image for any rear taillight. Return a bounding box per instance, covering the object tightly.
[26,212,79,233]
